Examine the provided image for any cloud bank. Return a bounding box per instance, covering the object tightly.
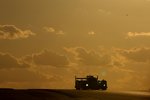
[0,47,150,90]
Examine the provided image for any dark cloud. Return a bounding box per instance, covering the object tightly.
[0,25,35,40]
[0,53,29,69]
[75,47,111,66]
[119,48,150,62]
[33,50,70,67]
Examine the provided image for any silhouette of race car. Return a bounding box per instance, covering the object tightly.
[75,75,107,90]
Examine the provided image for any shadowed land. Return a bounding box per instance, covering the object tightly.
[0,88,150,100]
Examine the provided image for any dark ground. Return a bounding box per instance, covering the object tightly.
[0,88,150,100]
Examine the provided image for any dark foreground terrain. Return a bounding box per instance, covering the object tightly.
[0,88,150,100]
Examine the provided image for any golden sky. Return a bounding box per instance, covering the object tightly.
[0,0,150,90]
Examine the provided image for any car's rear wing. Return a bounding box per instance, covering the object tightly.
[75,75,98,81]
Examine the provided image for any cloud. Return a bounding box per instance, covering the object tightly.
[88,31,96,35]
[32,50,70,67]
[119,47,150,62]
[43,26,65,35]
[43,27,55,33]
[56,30,65,35]
[98,9,111,15]
[0,25,35,40]
[0,53,29,69]
[66,47,111,66]
[111,53,127,67]
[126,32,150,38]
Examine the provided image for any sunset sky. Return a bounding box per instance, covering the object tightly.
[0,0,150,90]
